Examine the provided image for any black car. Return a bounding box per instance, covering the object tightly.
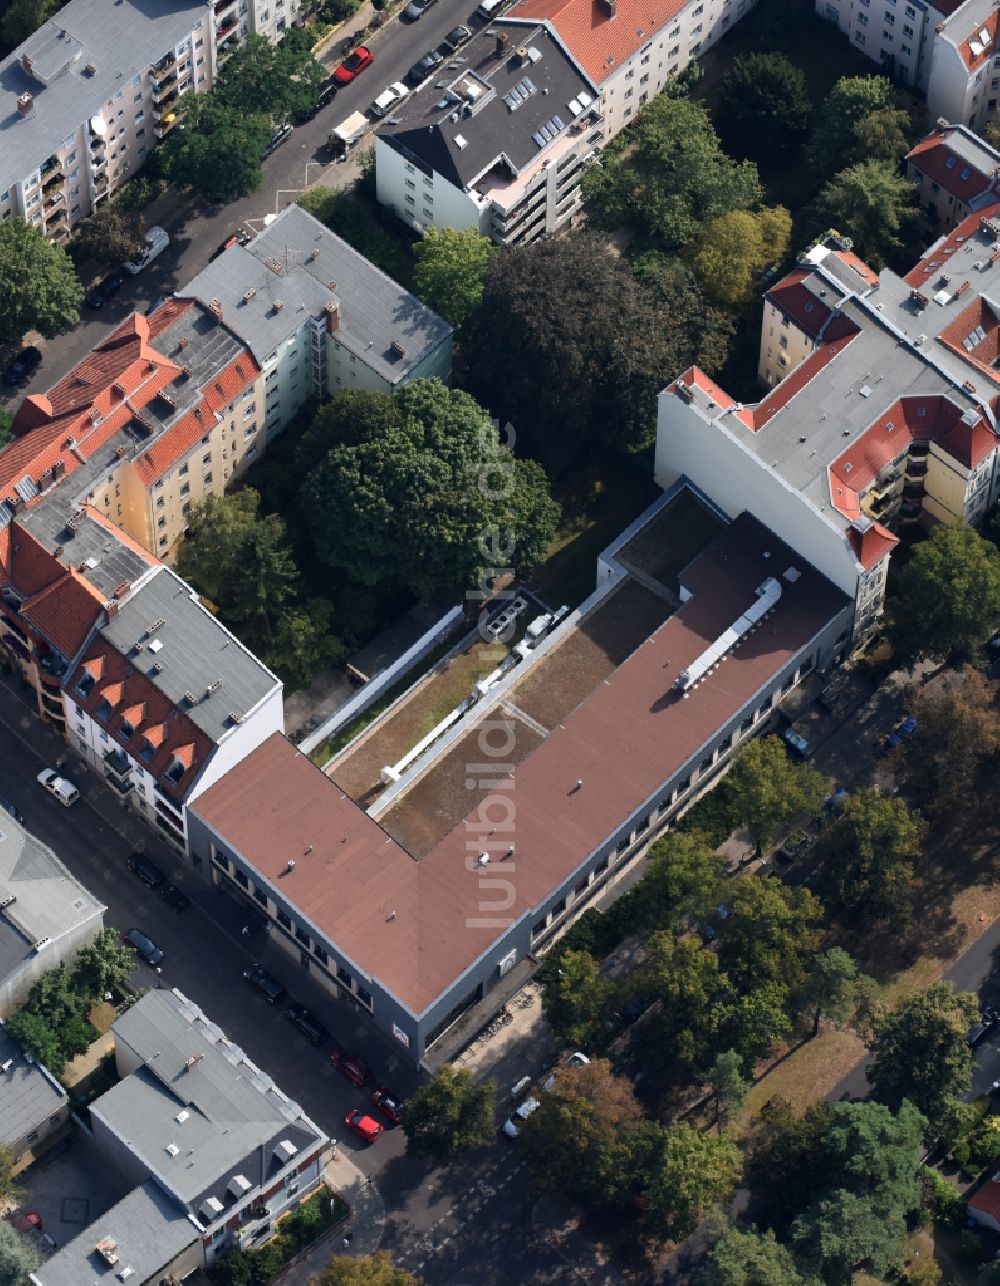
[124,927,164,969]
[403,0,438,18]
[283,1002,330,1046]
[297,78,337,122]
[443,23,472,49]
[160,883,190,914]
[407,49,444,83]
[85,273,125,309]
[0,794,23,823]
[243,965,287,1005]
[3,346,42,386]
[127,851,165,889]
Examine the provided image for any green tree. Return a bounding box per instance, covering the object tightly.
[703,1050,750,1132]
[301,380,560,602]
[800,946,871,1038]
[726,736,828,853]
[868,983,979,1123]
[634,831,726,935]
[890,522,1000,664]
[814,1098,926,1219]
[162,95,270,203]
[402,1066,495,1160]
[73,204,146,264]
[714,53,812,164]
[413,227,494,329]
[218,32,325,124]
[1,0,60,48]
[541,949,615,1051]
[644,1121,743,1240]
[807,159,924,270]
[807,75,895,176]
[715,875,824,994]
[699,1221,805,1286]
[715,981,794,1068]
[790,1188,906,1284]
[689,206,793,306]
[819,788,925,923]
[747,1096,834,1235]
[71,928,135,1000]
[4,1009,64,1072]
[0,1221,42,1285]
[633,932,725,1076]
[0,218,83,345]
[294,390,405,475]
[853,106,915,164]
[0,1143,24,1206]
[896,669,1000,815]
[584,96,761,249]
[0,407,12,451]
[314,1251,418,1285]
[269,599,345,689]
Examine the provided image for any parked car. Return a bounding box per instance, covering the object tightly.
[160,883,190,914]
[781,725,809,759]
[371,1087,403,1124]
[403,0,437,17]
[502,1096,540,1138]
[36,768,79,806]
[407,49,444,83]
[0,793,23,823]
[885,716,918,750]
[124,927,163,970]
[297,77,337,121]
[370,82,409,119]
[333,46,374,86]
[283,1002,330,1046]
[125,226,169,274]
[263,122,293,159]
[243,965,287,1005]
[443,23,472,48]
[85,272,125,309]
[3,345,42,386]
[344,1108,383,1143]
[543,1051,589,1091]
[127,851,164,889]
[208,230,251,262]
[331,1048,372,1087]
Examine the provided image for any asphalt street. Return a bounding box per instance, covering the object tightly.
[0,0,480,408]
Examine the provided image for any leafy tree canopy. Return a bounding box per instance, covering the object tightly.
[747,1095,834,1234]
[1,0,60,49]
[301,379,560,602]
[644,1121,743,1241]
[807,159,925,271]
[689,206,792,306]
[891,522,1000,664]
[853,106,916,165]
[413,227,494,329]
[402,1066,495,1160]
[714,981,794,1069]
[298,188,409,283]
[714,53,812,164]
[698,1220,805,1286]
[162,95,270,203]
[818,788,925,923]
[790,1188,906,1285]
[71,927,135,1000]
[726,736,828,852]
[799,945,873,1038]
[633,931,725,1078]
[73,203,146,264]
[0,1221,42,1285]
[715,874,824,994]
[218,32,325,124]
[634,831,726,935]
[541,949,615,1052]
[806,75,895,176]
[0,218,83,345]
[314,1250,419,1285]
[0,408,12,451]
[703,1050,750,1131]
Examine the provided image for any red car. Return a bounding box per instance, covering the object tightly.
[333,45,374,86]
[331,1048,372,1087]
[371,1087,403,1124]
[345,1108,383,1144]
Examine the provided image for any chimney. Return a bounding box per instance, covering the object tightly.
[184,1053,203,1070]
[16,91,33,116]
[390,340,406,360]
[495,32,509,58]
[177,336,188,350]
[209,299,222,320]
[324,299,340,333]
[20,54,33,74]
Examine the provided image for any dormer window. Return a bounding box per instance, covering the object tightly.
[119,719,134,740]
[77,673,96,697]
[96,698,113,721]
[166,757,185,784]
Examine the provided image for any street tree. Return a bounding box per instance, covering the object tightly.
[71,928,135,1000]
[896,669,1000,814]
[819,788,925,923]
[689,206,793,306]
[402,1066,495,1160]
[584,96,761,249]
[813,1098,926,1220]
[890,522,1000,663]
[868,982,979,1123]
[714,54,812,164]
[698,1220,805,1286]
[162,96,270,203]
[643,1121,743,1241]
[806,159,925,270]
[726,736,828,853]
[806,75,895,176]
[541,949,616,1052]
[301,379,560,602]
[714,981,794,1068]
[703,1050,750,1131]
[0,1221,42,1285]
[0,218,83,346]
[790,1188,907,1284]
[634,831,726,934]
[73,204,146,264]
[521,1058,647,1207]
[799,946,873,1038]
[218,31,325,124]
[633,932,726,1075]
[413,227,494,329]
[715,874,824,994]
[314,1251,419,1286]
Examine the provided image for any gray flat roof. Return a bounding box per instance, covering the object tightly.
[181,204,452,383]
[98,566,279,741]
[0,1025,67,1146]
[0,0,208,197]
[377,22,594,192]
[0,811,104,956]
[34,1178,198,1286]
[99,990,323,1212]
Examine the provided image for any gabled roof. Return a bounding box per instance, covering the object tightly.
[0,522,105,659]
[504,0,684,84]
[765,269,836,338]
[848,521,898,571]
[907,127,997,205]
[970,1173,1000,1223]
[942,0,1000,71]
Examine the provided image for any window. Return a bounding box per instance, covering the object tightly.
[532,917,547,937]
[180,482,190,497]
[858,12,869,24]
[202,451,211,464]
[295,925,309,947]
[179,462,189,476]
[313,943,328,965]
[157,516,166,529]
[884,10,894,22]
[158,535,168,548]
[203,472,213,485]
[254,886,267,907]
[337,964,352,989]
[356,985,372,1009]
[855,30,866,44]
[903,22,913,35]
[276,909,291,930]
[233,869,248,889]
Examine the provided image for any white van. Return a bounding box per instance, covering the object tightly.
[475,0,508,18]
[125,226,169,275]
[36,768,79,807]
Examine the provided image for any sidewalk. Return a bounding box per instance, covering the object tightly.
[273,1151,386,1284]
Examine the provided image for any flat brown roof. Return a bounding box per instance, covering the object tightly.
[192,513,847,1015]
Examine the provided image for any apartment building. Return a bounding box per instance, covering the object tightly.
[0,1026,70,1170]
[0,0,218,242]
[33,988,328,1284]
[907,121,1000,230]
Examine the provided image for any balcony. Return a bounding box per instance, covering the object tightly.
[45,205,67,225]
[152,51,178,78]
[43,191,65,212]
[151,75,178,103]
[42,171,65,195]
[90,135,106,156]
[104,749,134,795]
[153,113,179,140]
[214,0,237,13]
[40,154,64,178]
[905,456,928,479]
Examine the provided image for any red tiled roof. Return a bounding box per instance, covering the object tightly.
[848,522,898,571]
[953,8,1000,71]
[907,130,993,204]
[970,1175,1000,1223]
[765,269,834,338]
[20,571,104,659]
[505,0,685,84]
[905,200,1000,286]
[831,249,879,289]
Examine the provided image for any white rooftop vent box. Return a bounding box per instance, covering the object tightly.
[971,38,984,57]
[455,133,468,149]
[165,1143,180,1157]
[274,1139,298,1164]
[962,407,980,426]
[175,1109,189,1124]
[117,1269,133,1283]
[95,1238,120,1267]
[782,567,802,583]
[851,514,874,535]
[228,1174,253,1198]
[200,1197,224,1222]
[980,26,991,45]
[148,638,163,654]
